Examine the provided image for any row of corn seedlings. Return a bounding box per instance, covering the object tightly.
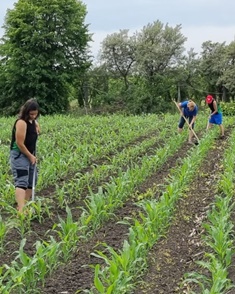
[0,206,80,293]
[85,128,218,293]
[183,127,235,293]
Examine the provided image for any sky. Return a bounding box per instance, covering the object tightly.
[1,0,235,59]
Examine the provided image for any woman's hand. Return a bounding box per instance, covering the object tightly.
[29,154,37,165]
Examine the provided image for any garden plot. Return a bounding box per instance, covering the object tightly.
[1,114,233,294]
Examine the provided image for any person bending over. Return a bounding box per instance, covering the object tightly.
[205,95,224,138]
[178,100,198,144]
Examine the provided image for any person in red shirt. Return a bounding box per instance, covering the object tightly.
[205,95,224,138]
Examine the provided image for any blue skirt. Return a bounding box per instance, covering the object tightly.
[209,113,222,125]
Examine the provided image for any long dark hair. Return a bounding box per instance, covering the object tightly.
[18,98,40,121]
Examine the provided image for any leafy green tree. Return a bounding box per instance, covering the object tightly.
[85,65,110,107]
[218,41,235,99]
[127,21,187,112]
[100,29,136,90]
[96,21,187,113]
[172,49,204,101]
[0,0,91,114]
[135,21,186,84]
[199,41,227,100]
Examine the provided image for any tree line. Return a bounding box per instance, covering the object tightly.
[0,0,235,115]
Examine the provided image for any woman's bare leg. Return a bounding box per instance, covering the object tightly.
[15,188,26,213]
[25,189,32,201]
[219,125,224,136]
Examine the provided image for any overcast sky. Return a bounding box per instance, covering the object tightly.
[1,0,235,58]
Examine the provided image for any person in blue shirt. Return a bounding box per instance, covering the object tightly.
[178,100,198,144]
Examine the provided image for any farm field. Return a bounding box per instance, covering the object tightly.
[0,113,235,294]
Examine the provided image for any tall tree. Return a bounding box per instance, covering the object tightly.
[127,21,187,112]
[200,41,227,100]
[135,21,186,84]
[218,41,235,99]
[100,29,136,90]
[173,49,203,101]
[0,0,91,114]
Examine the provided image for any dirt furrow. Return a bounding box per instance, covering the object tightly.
[134,135,229,294]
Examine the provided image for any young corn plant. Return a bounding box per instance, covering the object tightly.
[29,197,53,223]
[0,185,15,207]
[80,187,116,235]
[15,207,34,237]
[0,220,7,253]
[203,197,234,266]
[0,216,15,253]
[0,199,17,216]
[56,184,68,209]
[0,264,24,294]
[185,253,233,294]
[2,236,62,293]
[90,240,146,294]
[3,238,37,293]
[135,199,172,246]
[53,206,79,262]
[34,236,62,285]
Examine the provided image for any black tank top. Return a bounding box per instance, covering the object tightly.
[10,119,38,154]
[208,99,218,114]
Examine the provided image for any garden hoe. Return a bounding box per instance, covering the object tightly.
[173,100,200,145]
[32,163,36,201]
[206,120,210,132]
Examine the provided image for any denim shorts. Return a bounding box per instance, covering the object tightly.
[10,150,37,189]
[178,116,194,129]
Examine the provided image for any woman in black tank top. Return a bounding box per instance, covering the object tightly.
[10,98,40,213]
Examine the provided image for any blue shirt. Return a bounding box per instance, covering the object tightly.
[181,101,198,117]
